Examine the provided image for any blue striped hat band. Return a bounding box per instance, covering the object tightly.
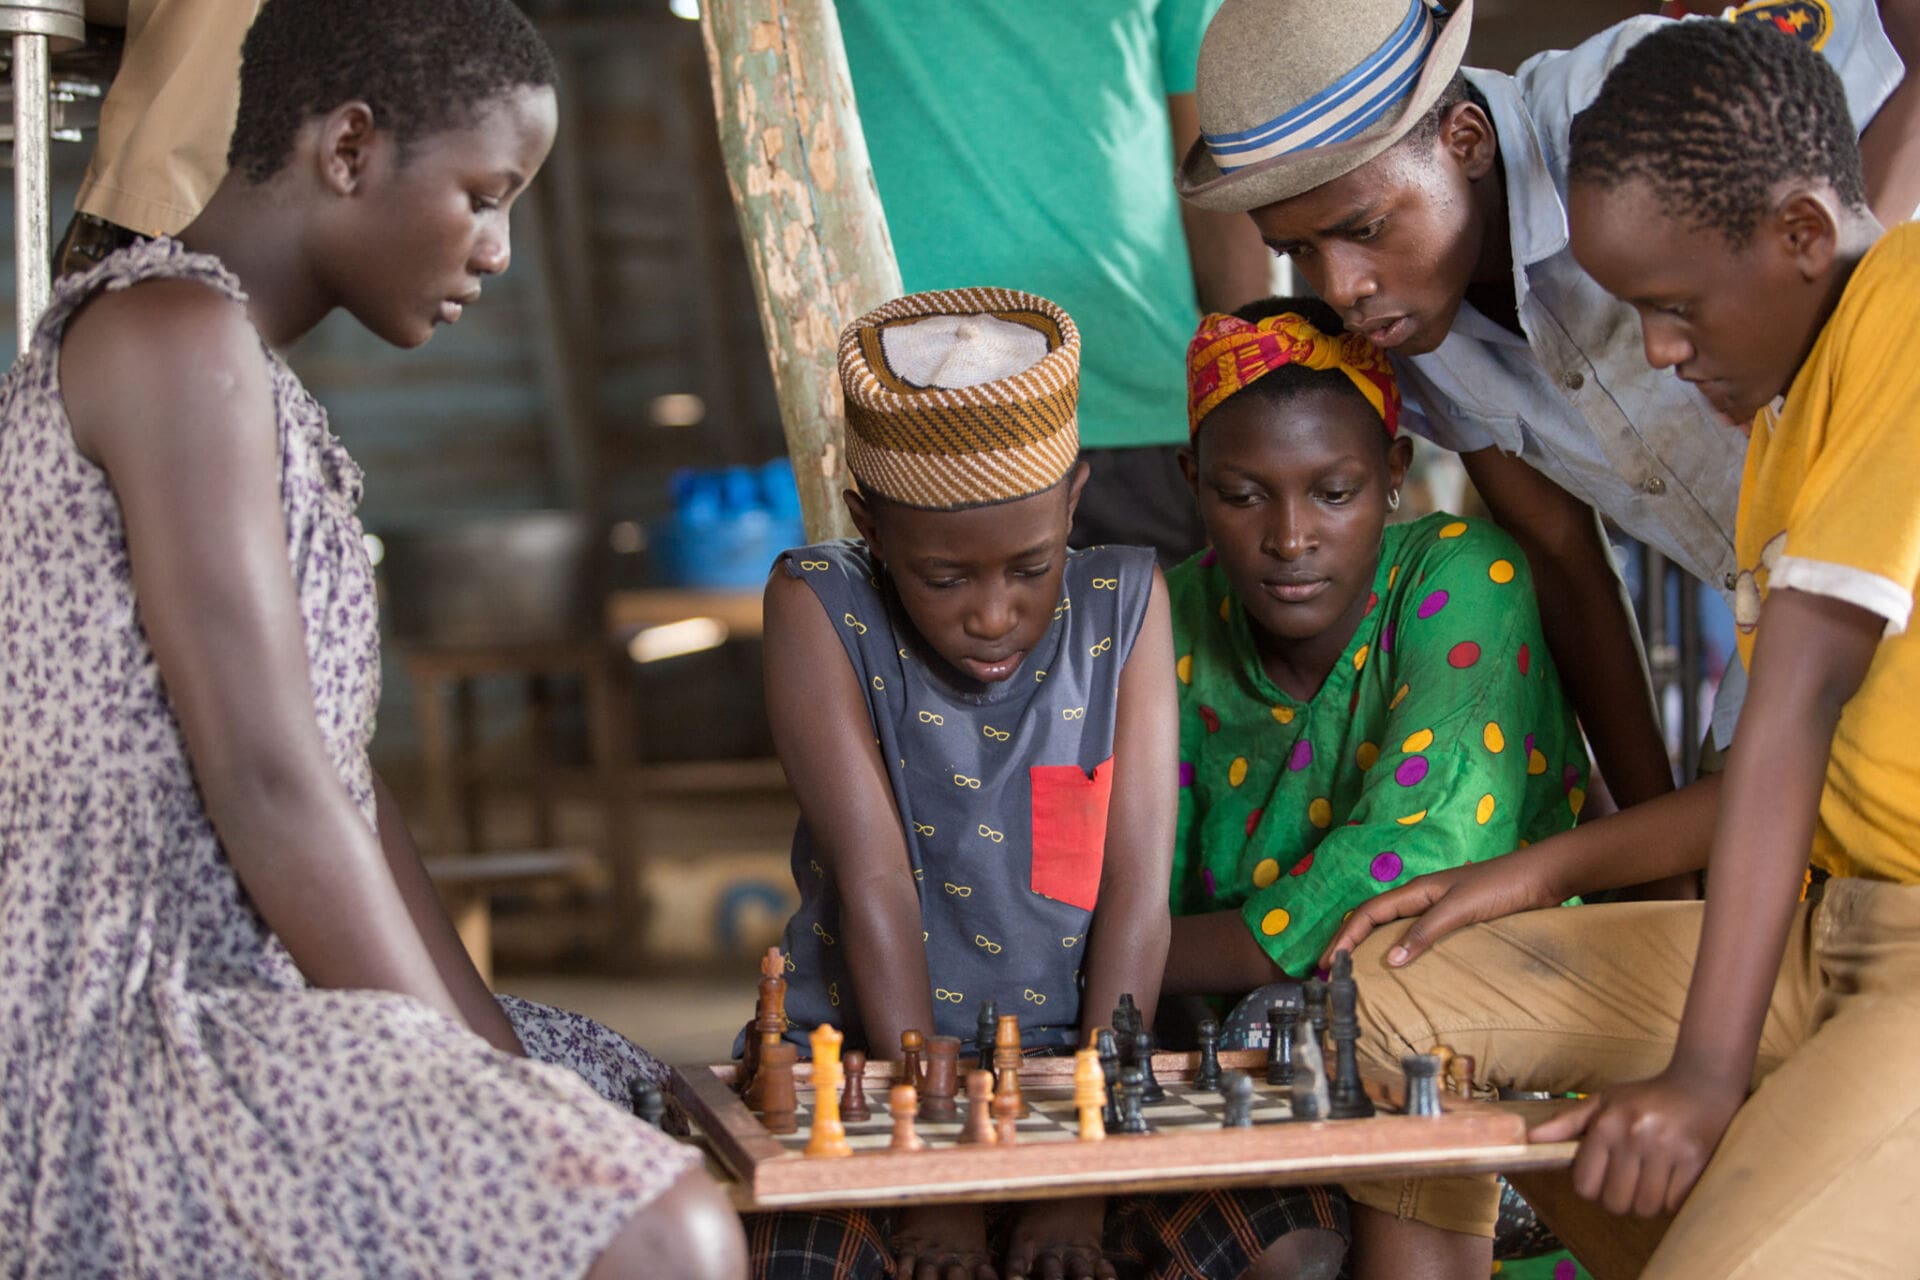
[1204,0,1440,173]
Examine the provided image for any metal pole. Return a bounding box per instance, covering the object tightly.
[1677,573,1703,777]
[1641,546,1678,780]
[1,2,83,351]
[13,31,50,350]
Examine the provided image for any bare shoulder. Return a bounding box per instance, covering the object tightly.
[762,560,844,648]
[60,278,272,465]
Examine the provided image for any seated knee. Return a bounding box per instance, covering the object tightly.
[589,1169,746,1280]
[1244,1226,1346,1280]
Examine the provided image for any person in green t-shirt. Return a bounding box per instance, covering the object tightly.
[837,0,1271,566]
[1161,298,1588,1001]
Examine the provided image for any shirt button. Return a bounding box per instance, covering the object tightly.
[1561,370,1585,391]
[1724,572,1739,590]
[1642,476,1667,496]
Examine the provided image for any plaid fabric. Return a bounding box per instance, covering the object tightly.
[1109,1185,1348,1280]
[747,1184,1348,1279]
[747,1208,894,1280]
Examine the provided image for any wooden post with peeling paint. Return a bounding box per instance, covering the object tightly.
[700,0,901,542]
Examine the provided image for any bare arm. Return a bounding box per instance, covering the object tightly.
[1462,447,1679,812]
[370,771,524,1055]
[1078,568,1179,1036]
[761,569,934,1056]
[1861,0,1920,222]
[1168,93,1273,314]
[1164,910,1282,996]
[1321,773,1722,966]
[1532,588,1880,1215]
[62,280,463,1022]
[1669,591,1878,1083]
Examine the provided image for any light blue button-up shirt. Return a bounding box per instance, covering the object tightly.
[1395,5,1904,742]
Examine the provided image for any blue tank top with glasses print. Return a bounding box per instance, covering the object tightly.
[772,537,1154,1056]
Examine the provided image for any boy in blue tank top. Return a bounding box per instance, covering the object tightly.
[750,289,1346,1278]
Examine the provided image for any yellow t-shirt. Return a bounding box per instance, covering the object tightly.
[1735,222,1920,883]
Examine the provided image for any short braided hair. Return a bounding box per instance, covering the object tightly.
[1568,18,1865,243]
[228,0,558,184]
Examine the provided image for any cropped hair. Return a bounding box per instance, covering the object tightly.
[1567,18,1866,243]
[1400,71,1477,152]
[228,0,558,183]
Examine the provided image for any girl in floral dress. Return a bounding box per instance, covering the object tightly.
[0,2,741,1276]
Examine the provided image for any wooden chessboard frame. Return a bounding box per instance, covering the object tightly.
[672,1049,1575,1210]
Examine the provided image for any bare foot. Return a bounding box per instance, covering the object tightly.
[892,1203,997,1280]
[1003,1196,1114,1280]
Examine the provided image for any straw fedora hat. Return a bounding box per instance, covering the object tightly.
[1177,0,1474,213]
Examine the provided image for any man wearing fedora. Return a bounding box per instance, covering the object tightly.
[1176,0,1917,1275]
[1180,0,1914,864]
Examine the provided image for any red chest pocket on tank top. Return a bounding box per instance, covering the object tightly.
[1028,757,1113,911]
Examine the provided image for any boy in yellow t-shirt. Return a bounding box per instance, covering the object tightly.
[1312,20,1920,1280]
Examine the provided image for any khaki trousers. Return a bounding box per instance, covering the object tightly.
[76,0,262,235]
[1345,878,1920,1278]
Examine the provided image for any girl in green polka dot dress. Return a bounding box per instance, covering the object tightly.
[1162,298,1589,995]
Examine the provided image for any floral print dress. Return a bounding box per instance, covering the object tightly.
[0,240,697,1278]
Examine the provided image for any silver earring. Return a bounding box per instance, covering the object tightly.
[1388,490,1402,511]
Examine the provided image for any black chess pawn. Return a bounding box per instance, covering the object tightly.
[1118,1066,1152,1134]
[1304,978,1329,1049]
[1265,1003,1297,1088]
[1327,951,1376,1120]
[1193,1018,1223,1093]
[1402,1054,1443,1118]
[1113,993,1140,1039]
[1096,1027,1122,1128]
[976,1001,999,1084]
[1221,1070,1255,1128]
[631,1083,666,1130]
[1131,1028,1167,1105]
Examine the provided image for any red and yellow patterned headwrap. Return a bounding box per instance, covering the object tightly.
[1186,311,1401,438]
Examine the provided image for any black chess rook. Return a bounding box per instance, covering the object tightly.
[1266,1003,1297,1088]
[1402,1054,1443,1118]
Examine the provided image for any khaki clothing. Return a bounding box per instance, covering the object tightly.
[1347,881,1920,1277]
[76,0,260,235]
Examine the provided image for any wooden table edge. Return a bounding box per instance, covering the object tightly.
[673,1059,1578,1213]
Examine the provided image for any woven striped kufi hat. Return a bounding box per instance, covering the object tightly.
[839,288,1080,510]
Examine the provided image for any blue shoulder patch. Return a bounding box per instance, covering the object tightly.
[1727,0,1833,51]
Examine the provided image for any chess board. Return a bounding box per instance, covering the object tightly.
[672,1050,1574,1210]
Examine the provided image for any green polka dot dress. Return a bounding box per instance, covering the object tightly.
[1169,513,1588,976]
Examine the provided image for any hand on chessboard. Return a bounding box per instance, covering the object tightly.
[1319,853,1561,969]
[1528,1064,1745,1217]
